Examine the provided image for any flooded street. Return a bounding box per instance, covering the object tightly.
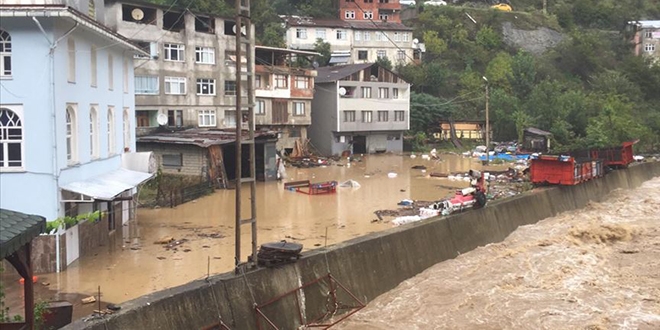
[337,176,660,330]
[30,154,498,309]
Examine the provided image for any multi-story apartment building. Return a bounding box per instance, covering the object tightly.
[339,0,403,23]
[103,0,252,136]
[282,16,421,65]
[309,63,410,156]
[629,20,660,61]
[254,46,318,151]
[0,1,153,269]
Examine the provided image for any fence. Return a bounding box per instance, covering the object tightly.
[161,180,214,208]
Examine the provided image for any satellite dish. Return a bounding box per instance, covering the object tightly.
[131,8,144,21]
[157,113,168,126]
[232,24,247,36]
[312,61,319,69]
[412,38,419,44]
[338,87,347,96]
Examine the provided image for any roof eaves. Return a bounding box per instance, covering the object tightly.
[0,209,46,259]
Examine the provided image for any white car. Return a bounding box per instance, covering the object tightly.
[400,0,416,5]
[425,0,447,6]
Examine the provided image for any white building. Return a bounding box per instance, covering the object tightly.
[282,16,423,66]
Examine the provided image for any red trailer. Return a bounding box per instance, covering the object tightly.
[569,140,638,169]
[530,155,604,186]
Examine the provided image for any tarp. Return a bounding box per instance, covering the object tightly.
[60,168,154,200]
[479,154,531,161]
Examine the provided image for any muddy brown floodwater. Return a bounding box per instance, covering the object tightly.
[336,176,660,330]
[15,153,503,315]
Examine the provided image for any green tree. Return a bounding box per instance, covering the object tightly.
[409,92,453,135]
[475,26,501,50]
[485,51,513,91]
[508,51,536,99]
[313,39,331,66]
[376,56,393,71]
[423,31,448,55]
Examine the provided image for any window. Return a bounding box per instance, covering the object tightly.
[274,74,287,88]
[363,11,373,19]
[66,106,77,163]
[167,110,183,127]
[164,43,185,61]
[0,107,22,169]
[255,99,265,115]
[337,30,347,40]
[316,29,326,40]
[361,87,371,98]
[394,110,405,122]
[345,10,355,19]
[90,45,97,87]
[376,32,387,41]
[364,0,373,2]
[362,111,373,123]
[397,50,406,61]
[294,76,309,89]
[379,0,389,2]
[164,76,186,95]
[645,43,656,52]
[0,30,11,77]
[224,111,236,128]
[293,102,305,116]
[123,108,130,152]
[108,54,114,90]
[224,81,236,95]
[379,13,389,21]
[195,47,215,64]
[378,87,389,98]
[68,38,76,82]
[107,108,115,155]
[393,32,400,42]
[198,110,216,127]
[364,32,371,41]
[344,110,356,122]
[358,50,368,60]
[393,88,399,99]
[90,107,99,158]
[644,31,652,38]
[255,75,262,88]
[296,28,307,39]
[377,50,386,58]
[162,154,183,167]
[355,31,361,41]
[378,111,389,122]
[403,33,409,42]
[196,78,216,95]
[135,76,159,94]
[88,0,96,18]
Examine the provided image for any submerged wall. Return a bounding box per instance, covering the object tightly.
[65,162,660,330]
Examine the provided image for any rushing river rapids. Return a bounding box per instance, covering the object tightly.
[337,176,660,330]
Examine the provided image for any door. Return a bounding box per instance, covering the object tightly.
[353,135,367,154]
[65,225,79,266]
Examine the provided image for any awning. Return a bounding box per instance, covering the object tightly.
[60,168,154,201]
[0,209,46,259]
[329,55,350,64]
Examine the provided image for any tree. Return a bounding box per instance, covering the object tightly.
[376,56,393,71]
[409,92,453,135]
[485,51,513,91]
[313,39,331,66]
[508,51,536,99]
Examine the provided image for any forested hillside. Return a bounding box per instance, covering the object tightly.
[149,0,660,151]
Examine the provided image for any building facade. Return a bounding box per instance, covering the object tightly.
[309,63,410,156]
[282,16,421,66]
[0,1,153,269]
[629,20,660,61]
[339,0,403,23]
[103,0,253,136]
[254,46,318,152]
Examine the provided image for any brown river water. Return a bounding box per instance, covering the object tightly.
[17,153,495,313]
[337,176,660,330]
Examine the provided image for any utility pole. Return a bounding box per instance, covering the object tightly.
[483,76,490,165]
[543,0,547,14]
[234,0,257,272]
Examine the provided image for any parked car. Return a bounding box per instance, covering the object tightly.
[400,0,416,5]
[425,0,447,6]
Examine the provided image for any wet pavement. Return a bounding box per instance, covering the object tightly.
[336,176,660,330]
[3,153,507,318]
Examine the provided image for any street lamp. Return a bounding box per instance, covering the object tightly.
[483,76,489,165]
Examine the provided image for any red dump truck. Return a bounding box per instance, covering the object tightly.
[530,155,604,186]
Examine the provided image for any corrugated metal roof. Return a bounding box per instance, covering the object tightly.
[0,209,46,259]
[281,16,413,31]
[137,128,277,148]
[524,127,552,136]
[60,168,154,200]
[314,63,375,83]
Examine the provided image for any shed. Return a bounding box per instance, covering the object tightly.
[1,208,46,330]
[522,127,552,153]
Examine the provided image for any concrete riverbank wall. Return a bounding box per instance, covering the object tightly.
[66,162,660,330]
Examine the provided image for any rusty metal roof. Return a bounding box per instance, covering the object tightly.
[137,128,277,148]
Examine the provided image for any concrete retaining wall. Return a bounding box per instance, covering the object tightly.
[65,162,660,330]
